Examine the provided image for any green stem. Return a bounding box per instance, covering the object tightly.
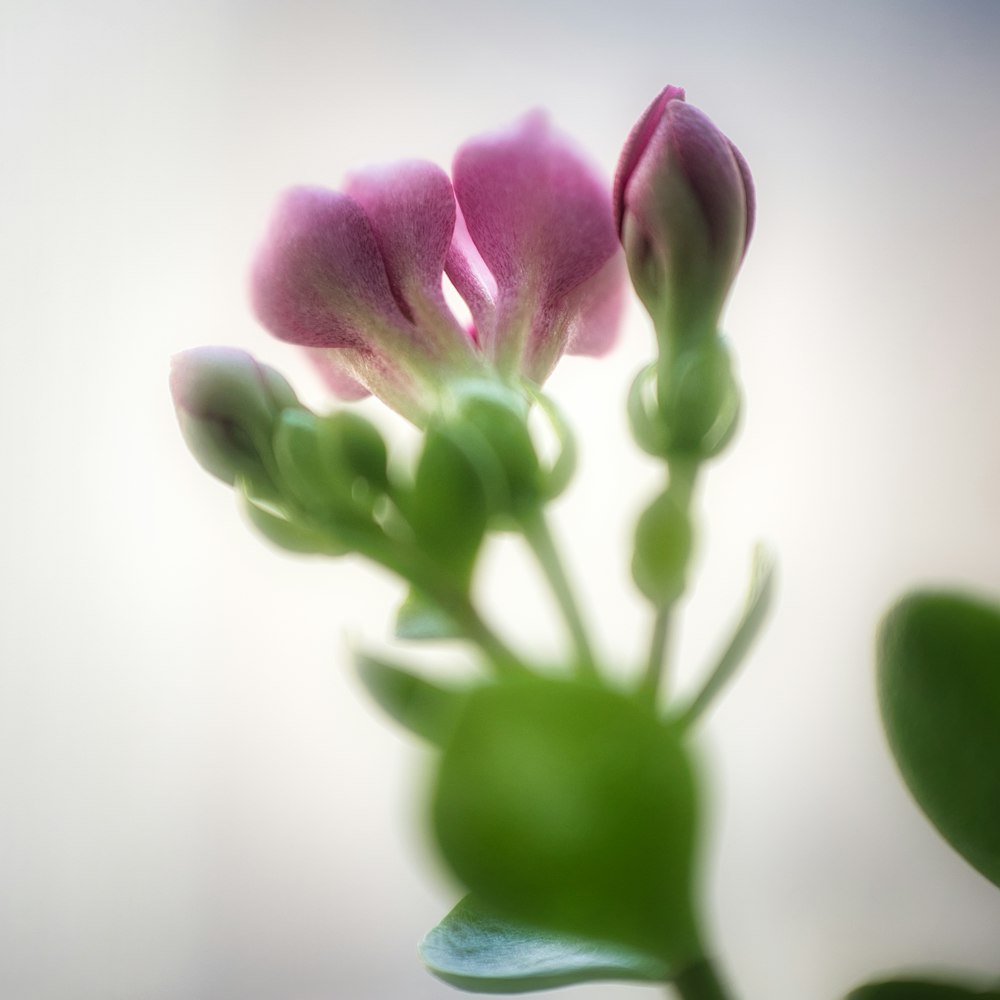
[639,456,700,703]
[343,522,526,677]
[640,605,673,703]
[672,957,735,1000]
[520,508,599,679]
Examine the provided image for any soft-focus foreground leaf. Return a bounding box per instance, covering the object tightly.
[395,588,463,641]
[432,676,700,967]
[878,590,1000,888]
[675,544,775,728]
[355,652,467,745]
[420,894,670,993]
[847,977,1000,999]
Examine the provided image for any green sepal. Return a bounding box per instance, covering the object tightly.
[674,545,775,729]
[420,894,671,994]
[632,487,693,606]
[847,978,1000,999]
[355,651,468,746]
[878,589,1000,889]
[317,410,389,495]
[446,381,543,518]
[272,409,333,511]
[663,336,741,459]
[406,423,489,580]
[523,386,577,501]
[237,480,349,556]
[395,588,463,641]
[431,675,700,966]
[273,409,389,516]
[627,363,670,458]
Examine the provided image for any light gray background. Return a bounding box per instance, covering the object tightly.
[3,1,1000,998]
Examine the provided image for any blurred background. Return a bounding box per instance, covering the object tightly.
[3,0,1000,997]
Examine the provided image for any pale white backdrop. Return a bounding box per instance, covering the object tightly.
[3,1,1000,998]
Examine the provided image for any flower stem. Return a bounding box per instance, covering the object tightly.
[672,957,735,1000]
[640,605,673,702]
[639,456,699,703]
[345,523,527,676]
[520,508,599,679]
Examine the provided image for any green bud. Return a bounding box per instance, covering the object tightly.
[632,487,693,606]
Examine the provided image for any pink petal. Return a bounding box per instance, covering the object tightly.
[564,251,628,358]
[452,112,620,372]
[250,186,412,350]
[306,348,371,400]
[613,85,686,234]
[661,101,749,262]
[344,161,472,353]
[444,202,498,346]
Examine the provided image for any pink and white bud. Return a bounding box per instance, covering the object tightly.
[614,86,755,338]
[169,346,297,495]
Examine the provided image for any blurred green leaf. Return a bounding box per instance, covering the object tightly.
[847,977,1000,999]
[878,590,1000,888]
[420,894,671,993]
[394,589,463,641]
[675,545,775,729]
[431,676,700,967]
[355,652,467,745]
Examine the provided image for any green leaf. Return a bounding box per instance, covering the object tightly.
[847,978,1000,999]
[431,675,700,968]
[420,895,671,993]
[675,544,775,729]
[394,588,463,641]
[355,652,467,745]
[878,590,1000,888]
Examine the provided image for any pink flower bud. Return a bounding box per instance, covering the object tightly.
[169,347,297,494]
[614,86,755,337]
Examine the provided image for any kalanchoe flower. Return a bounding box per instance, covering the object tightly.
[170,346,297,499]
[251,114,625,423]
[614,86,754,338]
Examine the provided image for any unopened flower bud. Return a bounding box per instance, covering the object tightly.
[170,347,297,499]
[614,86,754,338]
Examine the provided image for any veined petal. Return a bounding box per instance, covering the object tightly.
[452,112,620,375]
[565,250,628,358]
[307,348,371,400]
[613,85,686,234]
[311,346,428,423]
[344,161,476,362]
[250,186,413,351]
[444,202,497,346]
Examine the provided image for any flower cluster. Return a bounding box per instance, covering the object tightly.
[250,114,626,423]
